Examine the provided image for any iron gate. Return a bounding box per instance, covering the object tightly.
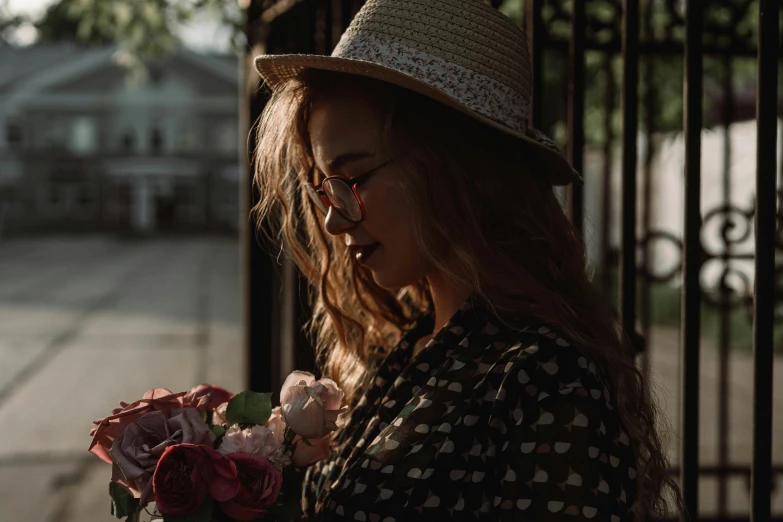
[241,1,781,520]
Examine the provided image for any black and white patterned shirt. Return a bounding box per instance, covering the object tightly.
[302,294,637,521]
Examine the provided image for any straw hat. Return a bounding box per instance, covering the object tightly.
[254,0,581,186]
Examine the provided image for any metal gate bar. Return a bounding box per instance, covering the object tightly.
[242,0,276,397]
[620,0,639,353]
[751,1,779,519]
[567,0,585,234]
[526,0,544,131]
[600,53,615,300]
[682,1,704,520]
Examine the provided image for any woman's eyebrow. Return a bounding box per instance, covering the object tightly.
[326,151,375,171]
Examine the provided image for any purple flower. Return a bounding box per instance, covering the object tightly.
[109,408,215,507]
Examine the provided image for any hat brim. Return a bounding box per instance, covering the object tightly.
[254,54,582,186]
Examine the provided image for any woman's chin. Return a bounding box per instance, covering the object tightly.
[364,252,426,290]
[368,263,398,290]
[371,272,397,291]
[371,269,420,292]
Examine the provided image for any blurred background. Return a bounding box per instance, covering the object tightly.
[0,0,781,520]
[0,0,245,520]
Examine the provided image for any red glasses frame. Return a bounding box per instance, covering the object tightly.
[304,155,401,223]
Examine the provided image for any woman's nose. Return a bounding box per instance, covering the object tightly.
[324,206,355,236]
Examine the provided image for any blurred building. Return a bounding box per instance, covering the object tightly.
[0,44,240,236]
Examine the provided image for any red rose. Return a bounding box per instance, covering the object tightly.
[219,454,283,521]
[152,444,240,515]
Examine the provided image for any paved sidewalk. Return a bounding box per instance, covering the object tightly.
[0,236,243,522]
[645,327,783,516]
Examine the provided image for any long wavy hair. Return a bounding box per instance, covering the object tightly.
[251,68,683,520]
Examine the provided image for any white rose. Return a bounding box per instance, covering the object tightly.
[279,371,347,440]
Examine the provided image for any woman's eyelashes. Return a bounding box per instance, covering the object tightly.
[314,166,354,183]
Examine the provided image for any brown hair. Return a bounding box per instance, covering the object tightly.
[251,69,683,520]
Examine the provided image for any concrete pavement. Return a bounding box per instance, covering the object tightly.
[646,327,783,516]
[0,236,243,522]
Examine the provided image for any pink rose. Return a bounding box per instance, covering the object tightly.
[213,402,229,426]
[152,444,240,515]
[108,408,215,507]
[264,404,331,467]
[265,406,286,444]
[218,424,280,460]
[279,371,347,440]
[261,406,293,470]
[89,388,187,464]
[219,454,283,521]
[184,384,234,413]
[290,433,332,468]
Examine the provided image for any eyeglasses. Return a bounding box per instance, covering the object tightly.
[303,155,401,223]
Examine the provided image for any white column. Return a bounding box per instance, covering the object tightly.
[131,177,155,233]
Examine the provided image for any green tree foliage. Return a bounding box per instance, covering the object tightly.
[0,0,27,46]
[35,0,112,44]
[2,0,243,76]
[498,0,765,146]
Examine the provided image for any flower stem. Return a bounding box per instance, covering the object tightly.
[281,426,297,454]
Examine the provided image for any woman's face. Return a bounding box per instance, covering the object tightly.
[308,95,431,290]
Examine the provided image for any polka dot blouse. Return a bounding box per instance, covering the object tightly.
[301,294,638,521]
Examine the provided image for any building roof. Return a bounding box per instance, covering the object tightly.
[0,44,239,118]
[0,43,86,92]
[0,44,239,92]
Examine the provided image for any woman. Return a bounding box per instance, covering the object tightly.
[252,0,682,520]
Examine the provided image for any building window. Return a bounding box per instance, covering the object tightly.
[149,66,164,85]
[48,185,61,206]
[150,126,163,154]
[78,186,93,208]
[121,130,135,152]
[38,182,65,216]
[176,183,194,205]
[6,121,22,148]
[178,124,198,153]
[214,121,236,155]
[0,186,21,217]
[45,117,68,149]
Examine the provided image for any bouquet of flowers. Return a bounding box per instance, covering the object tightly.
[88,371,347,522]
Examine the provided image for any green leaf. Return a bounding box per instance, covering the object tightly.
[109,482,139,519]
[162,497,214,522]
[211,424,227,438]
[225,391,272,426]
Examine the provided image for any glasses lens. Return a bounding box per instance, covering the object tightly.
[304,183,328,214]
[323,179,362,221]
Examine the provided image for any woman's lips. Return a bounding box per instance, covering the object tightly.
[355,243,380,264]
